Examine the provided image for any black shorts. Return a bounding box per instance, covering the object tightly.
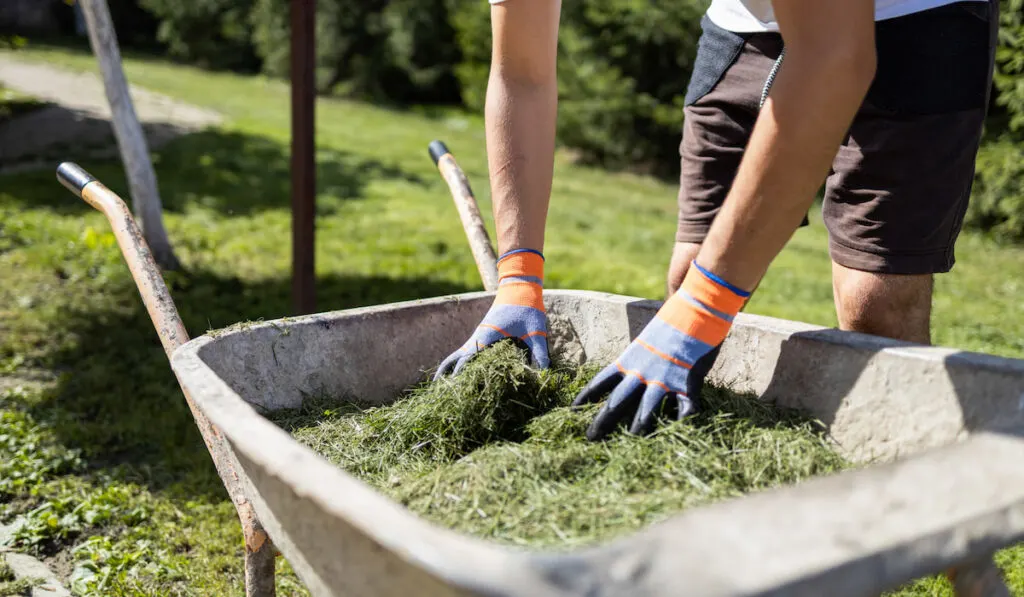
[676,1,998,275]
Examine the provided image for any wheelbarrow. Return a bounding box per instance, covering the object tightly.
[55,143,1024,597]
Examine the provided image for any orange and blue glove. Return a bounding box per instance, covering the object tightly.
[572,261,750,440]
[434,249,550,379]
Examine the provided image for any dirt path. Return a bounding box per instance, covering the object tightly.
[0,53,222,173]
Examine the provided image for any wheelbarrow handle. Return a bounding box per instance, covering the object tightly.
[429,140,500,291]
[55,162,277,595]
[56,162,97,199]
[56,162,189,357]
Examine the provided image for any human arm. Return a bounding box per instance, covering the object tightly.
[696,0,877,289]
[486,0,561,254]
[573,0,877,438]
[434,0,561,378]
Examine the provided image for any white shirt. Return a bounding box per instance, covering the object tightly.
[707,0,986,32]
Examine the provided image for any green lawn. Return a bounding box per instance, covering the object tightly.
[1,42,1022,596]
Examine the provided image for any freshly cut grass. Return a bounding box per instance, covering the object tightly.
[271,341,850,549]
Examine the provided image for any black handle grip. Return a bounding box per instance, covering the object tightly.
[56,162,96,198]
[428,140,450,165]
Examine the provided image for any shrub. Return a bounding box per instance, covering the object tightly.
[967,136,1024,242]
[962,0,1024,242]
[995,0,1024,131]
[250,0,383,95]
[250,0,459,103]
[105,0,161,49]
[65,0,1024,240]
[450,0,709,177]
[380,0,462,104]
[138,0,259,71]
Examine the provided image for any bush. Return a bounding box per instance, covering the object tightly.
[380,0,462,104]
[962,0,1024,242]
[995,0,1024,131]
[250,0,459,103]
[967,136,1024,242]
[450,0,708,177]
[105,0,161,49]
[68,0,1024,239]
[139,0,259,71]
[445,0,490,111]
[250,0,383,95]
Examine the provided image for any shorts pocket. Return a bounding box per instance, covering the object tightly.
[683,15,748,107]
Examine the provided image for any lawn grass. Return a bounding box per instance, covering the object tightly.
[0,40,1022,596]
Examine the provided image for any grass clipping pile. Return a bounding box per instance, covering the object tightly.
[271,341,849,549]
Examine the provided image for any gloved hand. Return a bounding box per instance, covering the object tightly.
[434,249,550,379]
[572,261,750,440]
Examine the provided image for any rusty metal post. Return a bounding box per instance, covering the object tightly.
[291,0,316,315]
[56,163,278,597]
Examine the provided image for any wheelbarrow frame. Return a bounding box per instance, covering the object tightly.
[54,143,1024,596]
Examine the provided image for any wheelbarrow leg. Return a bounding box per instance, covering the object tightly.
[56,163,277,597]
[246,520,278,597]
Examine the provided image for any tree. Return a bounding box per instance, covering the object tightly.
[78,0,181,270]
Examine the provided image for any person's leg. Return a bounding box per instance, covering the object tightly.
[824,1,995,346]
[832,5,1008,591]
[831,263,933,344]
[669,25,784,297]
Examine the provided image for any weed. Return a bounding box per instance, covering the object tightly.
[0,389,84,500]
[6,484,151,555]
[70,535,183,597]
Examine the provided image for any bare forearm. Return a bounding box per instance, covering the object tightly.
[485,74,556,254]
[698,1,876,291]
[485,0,560,255]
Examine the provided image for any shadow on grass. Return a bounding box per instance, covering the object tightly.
[0,103,196,174]
[24,268,472,502]
[3,128,428,216]
[152,130,428,215]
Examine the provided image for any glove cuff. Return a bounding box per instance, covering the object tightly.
[494,250,545,312]
[684,261,750,315]
[497,250,544,285]
[657,262,749,347]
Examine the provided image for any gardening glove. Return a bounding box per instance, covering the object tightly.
[572,261,750,440]
[434,249,550,379]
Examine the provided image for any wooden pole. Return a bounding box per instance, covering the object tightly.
[78,0,181,271]
[290,0,316,314]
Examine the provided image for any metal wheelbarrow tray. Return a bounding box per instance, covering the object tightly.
[55,155,1024,597]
